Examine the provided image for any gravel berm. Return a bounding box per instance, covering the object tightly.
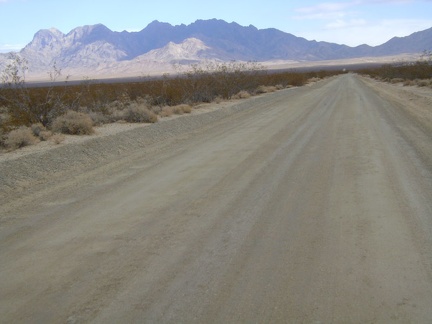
[0,92,279,204]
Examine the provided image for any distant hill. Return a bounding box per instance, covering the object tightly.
[1,19,431,79]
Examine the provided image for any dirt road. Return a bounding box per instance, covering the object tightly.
[1,74,432,323]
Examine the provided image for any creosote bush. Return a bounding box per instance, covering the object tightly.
[51,111,94,135]
[1,57,346,146]
[358,53,432,84]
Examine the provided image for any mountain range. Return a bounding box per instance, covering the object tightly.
[1,19,431,79]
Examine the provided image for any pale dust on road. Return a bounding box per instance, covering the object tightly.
[1,74,432,323]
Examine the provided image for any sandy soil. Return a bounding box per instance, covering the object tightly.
[1,74,432,323]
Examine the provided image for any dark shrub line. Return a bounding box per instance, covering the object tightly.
[1,57,344,150]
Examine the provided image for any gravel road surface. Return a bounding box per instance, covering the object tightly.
[1,74,432,323]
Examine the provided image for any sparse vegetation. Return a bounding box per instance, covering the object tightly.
[4,126,39,149]
[51,111,94,135]
[231,90,251,99]
[1,55,345,151]
[50,133,65,145]
[256,85,278,94]
[357,51,432,87]
[122,104,158,123]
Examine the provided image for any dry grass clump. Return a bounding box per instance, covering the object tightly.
[213,96,223,104]
[307,77,321,84]
[30,123,52,141]
[104,100,157,123]
[256,85,278,94]
[159,106,174,117]
[30,123,45,137]
[180,104,192,114]
[50,133,65,144]
[390,78,404,84]
[402,79,432,87]
[158,104,192,117]
[231,90,251,100]
[39,130,53,141]
[403,80,416,86]
[87,111,110,126]
[52,111,94,135]
[4,126,39,149]
[415,79,432,87]
[172,106,184,115]
[172,104,192,115]
[123,104,158,123]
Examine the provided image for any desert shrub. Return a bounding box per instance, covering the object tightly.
[416,79,430,87]
[0,107,11,134]
[88,111,110,125]
[256,85,277,94]
[231,90,251,99]
[403,80,416,86]
[0,131,4,148]
[51,111,94,135]
[0,55,77,127]
[159,106,174,117]
[288,74,307,87]
[51,133,65,144]
[123,104,158,123]
[213,96,223,104]
[172,105,184,115]
[39,130,53,141]
[307,77,320,83]
[1,57,346,132]
[358,61,432,82]
[181,104,192,113]
[108,107,126,122]
[150,105,162,115]
[30,123,46,137]
[31,122,52,140]
[390,78,404,84]
[4,126,39,149]
[171,104,192,115]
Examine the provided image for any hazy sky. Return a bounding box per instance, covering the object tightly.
[1,0,432,52]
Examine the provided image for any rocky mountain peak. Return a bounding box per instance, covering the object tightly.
[139,38,211,62]
[1,19,430,80]
[27,28,64,49]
